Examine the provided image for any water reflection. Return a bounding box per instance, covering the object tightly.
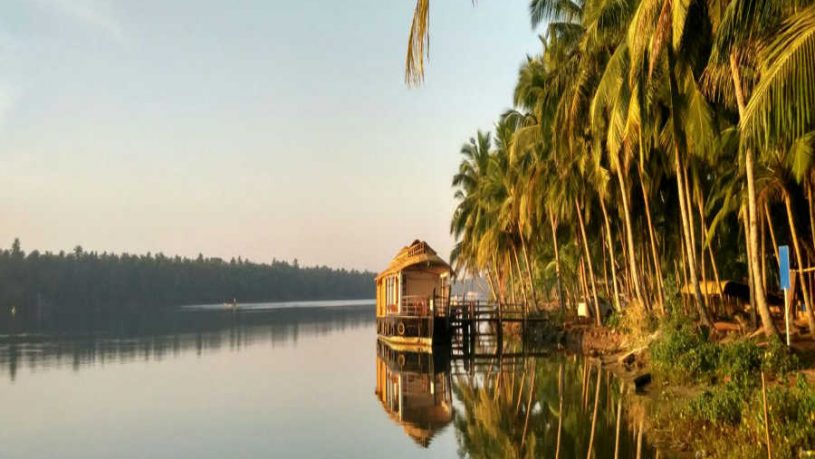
[375,339,670,458]
[375,341,454,447]
[0,305,373,381]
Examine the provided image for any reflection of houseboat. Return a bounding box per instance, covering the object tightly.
[374,340,453,447]
[375,240,452,350]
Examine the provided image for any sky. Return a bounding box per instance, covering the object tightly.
[0,0,542,272]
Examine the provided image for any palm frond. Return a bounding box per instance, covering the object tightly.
[405,0,430,86]
[786,132,815,182]
[742,6,815,149]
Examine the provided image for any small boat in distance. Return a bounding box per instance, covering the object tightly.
[375,240,452,350]
[224,298,239,310]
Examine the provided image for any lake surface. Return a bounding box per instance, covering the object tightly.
[0,301,669,458]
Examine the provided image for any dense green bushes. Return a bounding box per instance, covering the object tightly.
[650,313,798,385]
[649,312,814,458]
[650,313,720,383]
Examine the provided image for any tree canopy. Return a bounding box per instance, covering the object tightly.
[0,239,374,317]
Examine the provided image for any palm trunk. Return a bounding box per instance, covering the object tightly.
[601,223,611,299]
[579,258,591,315]
[684,167,700,272]
[619,227,633,300]
[698,196,724,301]
[679,242,691,314]
[761,205,768,292]
[697,194,711,316]
[485,268,498,302]
[518,224,539,309]
[550,213,565,312]
[745,207,762,330]
[730,52,778,338]
[614,156,647,309]
[512,243,530,311]
[576,198,602,325]
[766,204,781,268]
[493,258,507,304]
[784,190,815,336]
[746,157,777,336]
[640,176,665,311]
[507,254,517,306]
[675,150,714,327]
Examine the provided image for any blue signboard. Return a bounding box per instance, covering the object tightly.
[780,245,791,290]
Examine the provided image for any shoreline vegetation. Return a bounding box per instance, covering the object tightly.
[404,0,815,456]
[0,238,375,317]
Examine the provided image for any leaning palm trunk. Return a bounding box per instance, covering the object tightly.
[765,204,782,268]
[506,254,517,306]
[576,199,602,325]
[485,268,499,302]
[784,190,815,336]
[730,53,779,338]
[600,225,611,298]
[761,207,768,291]
[614,156,647,309]
[550,213,565,312]
[699,197,725,306]
[511,244,530,310]
[640,178,664,311]
[579,258,592,316]
[675,150,714,328]
[518,224,539,309]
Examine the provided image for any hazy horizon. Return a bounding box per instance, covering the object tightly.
[0,1,541,271]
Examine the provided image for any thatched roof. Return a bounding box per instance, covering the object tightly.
[376,240,451,281]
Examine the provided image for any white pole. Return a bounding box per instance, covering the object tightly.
[784,288,790,347]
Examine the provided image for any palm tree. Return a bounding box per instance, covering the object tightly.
[417,0,815,340]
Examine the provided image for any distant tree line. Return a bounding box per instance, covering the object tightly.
[0,239,375,316]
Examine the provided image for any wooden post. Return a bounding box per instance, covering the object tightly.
[761,371,773,459]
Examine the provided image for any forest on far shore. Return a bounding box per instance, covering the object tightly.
[0,239,375,316]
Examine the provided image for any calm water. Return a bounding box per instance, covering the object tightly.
[0,301,668,459]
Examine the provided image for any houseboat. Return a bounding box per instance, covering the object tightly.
[375,240,452,350]
[374,340,453,447]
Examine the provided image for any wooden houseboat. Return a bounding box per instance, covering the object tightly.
[375,240,452,350]
[374,340,453,447]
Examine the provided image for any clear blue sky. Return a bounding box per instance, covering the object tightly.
[0,0,542,271]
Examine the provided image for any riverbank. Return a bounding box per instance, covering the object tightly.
[557,314,815,459]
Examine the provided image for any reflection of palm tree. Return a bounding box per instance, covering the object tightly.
[452,355,660,459]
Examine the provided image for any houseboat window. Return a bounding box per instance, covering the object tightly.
[386,275,398,307]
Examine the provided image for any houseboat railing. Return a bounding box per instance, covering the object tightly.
[386,295,451,318]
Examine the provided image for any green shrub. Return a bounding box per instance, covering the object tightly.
[761,337,799,378]
[742,376,815,458]
[687,382,746,425]
[650,312,719,383]
[718,340,762,388]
